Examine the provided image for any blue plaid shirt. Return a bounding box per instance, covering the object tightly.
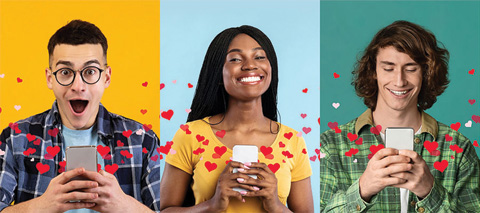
[0,102,160,211]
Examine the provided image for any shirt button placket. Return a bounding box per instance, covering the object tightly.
[418,207,425,213]
[414,137,421,144]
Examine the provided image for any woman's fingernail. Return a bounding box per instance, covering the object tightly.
[237,178,245,183]
[240,190,247,195]
[242,198,246,203]
[237,168,245,172]
[244,162,252,167]
[253,186,260,191]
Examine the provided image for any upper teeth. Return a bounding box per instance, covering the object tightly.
[390,89,407,95]
[240,76,261,82]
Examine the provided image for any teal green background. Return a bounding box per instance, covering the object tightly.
[320,1,480,158]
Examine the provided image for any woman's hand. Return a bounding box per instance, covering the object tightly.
[237,162,286,212]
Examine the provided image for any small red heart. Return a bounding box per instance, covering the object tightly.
[472,115,480,123]
[327,122,338,129]
[143,124,152,132]
[345,148,359,157]
[347,133,358,142]
[334,127,342,134]
[449,144,463,153]
[185,129,192,134]
[151,155,159,161]
[187,83,193,88]
[279,141,285,148]
[370,125,382,135]
[17,77,23,83]
[105,164,119,174]
[48,128,59,137]
[302,148,307,154]
[315,149,320,155]
[445,134,453,142]
[473,140,479,147]
[122,130,133,138]
[215,130,226,138]
[355,137,363,145]
[196,134,205,142]
[333,72,340,78]
[140,109,148,115]
[202,140,209,145]
[23,148,36,156]
[59,161,66,167]
[36,162,50,174]
[284,132,293,140]
[159,144,171,155]
[212,146,227,159]
[142,81,148,87]
[302,88,308,93]
[468,69,475,75]
[44,153,54,160]
[369,144,384,157]
[264,154,274,159]
[97,145,111,157]
[161,109,174,120]
[268,163,280,173]
[300,113,307,119]
[103,154,112,160]
[117,140,124,147]
[205,161,217,172]
[120,150,133,158]
[468,99,476,105]
[302,127,312,134]
[180,124,189,131]
[434,160,448,172]
[97,164,101,172]
[309,155,317,161]
[46,146,60,157]
[260,146,273,156]
[451,155,454,159]
[424,140,439,153]
[282,150,293,158]
[318,118,320,125]
[430,150,441,156]
[193,147,205,155]
[160,83,165,90]
[166,141,173,146]
[450,122,460,131]
[26,133,36,142]
[142,147,148,153]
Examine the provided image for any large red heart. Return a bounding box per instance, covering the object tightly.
[215,130,226,138]
[161,110,174,120]
[434,160,448,172]
[205,161,217,172]
[369,144,385,157]
[347,133,358,142]
[97,145,110,157]
[105,164,119,174]
[46,146,60,157]
[48,128,59,137]
[26,133,36,142]
[212,146,227,159]
[424,140,438,153]
[284,132,293,140]
[196,134,205,142]
[260,146,273,156]
[450,122,460,131]
[120,150,133,158]
[159,144,171,155]
[36,162,50,174]
[268,163,280,173]
[327,122,338,129]
[370,125,382,135]
[122,130,133,138]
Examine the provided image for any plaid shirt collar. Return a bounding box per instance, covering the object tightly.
[49,101,114,144]
[354,108,438,140]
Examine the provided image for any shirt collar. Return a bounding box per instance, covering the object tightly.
[355,108,438,140]
[49,101,114,143]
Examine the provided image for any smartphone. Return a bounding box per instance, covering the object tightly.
[385,127,414,151]
[232,145,258,192]
[66,145,97,180]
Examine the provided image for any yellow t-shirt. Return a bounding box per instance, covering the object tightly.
[165,117,312,212]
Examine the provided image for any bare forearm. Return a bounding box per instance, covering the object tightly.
[161,199,220,213]
[2,198,36,213]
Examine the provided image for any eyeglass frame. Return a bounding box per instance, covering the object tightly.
[51,66,106,86]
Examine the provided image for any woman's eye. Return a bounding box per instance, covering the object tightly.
[229,58,241,62]
[255,56,266,60]
[383,68,394,71]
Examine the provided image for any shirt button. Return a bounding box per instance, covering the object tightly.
[356,204,361,211]
[418,207,425,213]
[415,138,421,144]
[410,201,416,207]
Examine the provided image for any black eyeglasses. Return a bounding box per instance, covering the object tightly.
[52,66,104,86]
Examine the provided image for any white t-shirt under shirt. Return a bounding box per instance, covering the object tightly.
[62,125,105,213]
[380,126,421,213]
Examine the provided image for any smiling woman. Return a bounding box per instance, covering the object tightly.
[160,25,314,213]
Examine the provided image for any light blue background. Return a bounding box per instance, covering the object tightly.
[160,0,320,211]
[320,1,480,158]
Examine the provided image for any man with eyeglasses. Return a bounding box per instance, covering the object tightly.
[0,20,159,212]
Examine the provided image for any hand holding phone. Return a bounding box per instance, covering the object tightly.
[66,145,97,180]
[232,145,258,192]
[385,127,414,151]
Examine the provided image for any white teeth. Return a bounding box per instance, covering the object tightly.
[389,89,408,95]
[240,76,261,82]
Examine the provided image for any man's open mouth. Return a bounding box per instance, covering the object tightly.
[70,100,88,114]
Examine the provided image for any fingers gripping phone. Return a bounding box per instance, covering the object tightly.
[66,145,97,180]
[385,127,414,151]
[232,145,258,192]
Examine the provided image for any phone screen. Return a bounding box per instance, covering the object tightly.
[66,145,97,174]
[232,145,258,192]
[385,127,414,151]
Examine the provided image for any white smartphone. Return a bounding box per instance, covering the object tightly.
[66,145,97,180]
[232,145,258,192]
[385,127,414,151]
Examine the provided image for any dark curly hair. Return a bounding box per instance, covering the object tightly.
[352,20,449,111]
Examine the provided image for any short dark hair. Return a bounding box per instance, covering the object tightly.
[352,20,449,111]
[187,25,278,122]
[48,20,108,65]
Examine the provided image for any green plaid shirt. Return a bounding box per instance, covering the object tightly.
[320,109,480,212]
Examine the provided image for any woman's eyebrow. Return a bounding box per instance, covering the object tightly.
[227,47,263,54]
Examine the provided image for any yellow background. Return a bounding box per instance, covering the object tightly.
[0,0,160,135]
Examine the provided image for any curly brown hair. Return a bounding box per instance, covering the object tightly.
[352,20,449,111]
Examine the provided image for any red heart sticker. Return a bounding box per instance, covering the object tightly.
[122,130,133,138]
[202,140,209,145]
[59,161,66,167]
[212,146,227,159]
[117,140,124,147]
[284,132,293,140]
[472,115,480,123]
[180,124,189,131]
[450,122,460,131]
[302,127,312,134]
[345,148,359,157]
[434,160,448,172]
[333,72,340,78]
[309,155,317,161]
[468,99,476,105]
[142,147,148,153]
[17,77,23,83]
[424,140,438,154]
[23,148,36,156]
[279,141,285,148]
[473,140,479,147]
[140,109,148,115]
[159,144,172,155]
[97,145,111,157]
[268,163,280,173]
[347,133,358,142]
[151,155,159,161]
[142,81,148,87]
[355,137,363,145]
[449,144,463,153]
[26,133,36,142]
[120,150,133,159]
[187,83,193,88]
[445,134,453,142]
[46,146,60,157]
[370,125,382,135]
[161,109,174,120]
[282,150,294,158]
[143,124,152,132]
[468,69,475,75]
[300,113,307,119]
[193,147,205,155]
[48,128,59,137]
[302,148,307,154]
[160,83,165,90]
[36,162,50,174]
[196,134,205,142]
[97,164,102,172]
[334,127,342,134]
[105,164,119,174]
[260,146,273,157]
[33,139,41,145]
[215,130,226,138]
[205,161,217,172]
[315,149,320,155]
[327,122,338,129]
[368,144,385,159]
[302,88,308,93]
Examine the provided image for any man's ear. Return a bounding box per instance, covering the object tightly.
[46,68,53,89]
[104,66,111,88]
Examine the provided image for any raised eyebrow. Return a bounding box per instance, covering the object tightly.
[83,60,101,67]
[55,60,74,67]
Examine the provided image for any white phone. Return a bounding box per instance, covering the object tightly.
[385,127,414,151]
[232,145,258,192]
[66,145,97,180]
